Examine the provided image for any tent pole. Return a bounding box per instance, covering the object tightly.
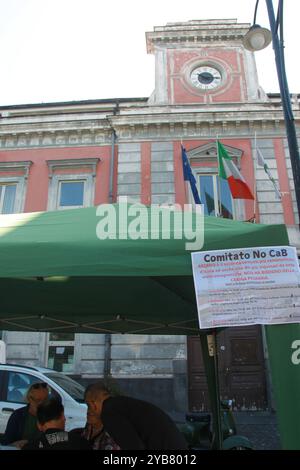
[103,118,118,379]
[200,331,223,449]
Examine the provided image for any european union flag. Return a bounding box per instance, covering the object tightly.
[181,145,201,204]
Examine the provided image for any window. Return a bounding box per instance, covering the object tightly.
[58,181,85,208]
[49,175,92,211]
[198,174,234,219]
[47,333,75,373]
[0,184,17,214]
[0,161,32,214]
[6,372,32,403]
[186,144,245,220]
[44,372,84,402]
[47,159,99,211]
[6,372,57,404]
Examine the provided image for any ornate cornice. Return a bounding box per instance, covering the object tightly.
[0,104,299,148]
[0,126,113,149]
[146,19,251,53]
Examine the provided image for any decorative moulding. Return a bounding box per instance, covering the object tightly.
[187,142,242,166]
[0,161,32,178]
[46,158,100,178]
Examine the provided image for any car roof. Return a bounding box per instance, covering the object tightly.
[0,363,57,374]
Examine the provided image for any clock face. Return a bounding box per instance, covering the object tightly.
[190,66,222,90]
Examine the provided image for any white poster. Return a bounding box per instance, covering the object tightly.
[191,246,300,329]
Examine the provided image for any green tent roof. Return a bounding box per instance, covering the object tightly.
[0,205,289,334]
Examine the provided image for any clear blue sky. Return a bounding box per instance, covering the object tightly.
[0,0,299,105]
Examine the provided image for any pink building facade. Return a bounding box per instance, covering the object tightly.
[0,19,299,412]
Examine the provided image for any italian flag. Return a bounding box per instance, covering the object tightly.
[217,141,254,200]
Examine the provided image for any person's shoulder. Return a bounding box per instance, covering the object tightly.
[102,395,128,410]
[18,405,28,413]
[10,405,28,419]
[104,395,153,410]
[110,395,159,409]
[69,427,84,435]
[105,395,132,404]
[69,431,92,449]
[22,438,41,450]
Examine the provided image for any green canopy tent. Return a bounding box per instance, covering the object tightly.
[0,204,289,448]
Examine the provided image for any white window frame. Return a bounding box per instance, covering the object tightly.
[0,161,32,214]
[197,172,236,218]
[186,144,245,221]
[191,168,245,221]
[0,177,26,214]
[0,182,17,214]
[47,158,100,211]
[48,173,95,211]
[56,175,91,210]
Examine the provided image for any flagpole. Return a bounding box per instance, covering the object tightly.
[181,139,188,203]
[256,139,282,201]
[253,132,258,222]
[216,136,222,217]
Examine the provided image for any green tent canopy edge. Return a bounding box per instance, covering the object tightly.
[0,204,289,334]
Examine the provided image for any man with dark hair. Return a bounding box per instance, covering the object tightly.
[23,398,91,450]
[84,382,188,450]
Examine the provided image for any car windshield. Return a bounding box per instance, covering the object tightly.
[45,372,85,402]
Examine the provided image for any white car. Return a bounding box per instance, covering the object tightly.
[0,363,87,435]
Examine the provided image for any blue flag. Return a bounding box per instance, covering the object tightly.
[181,145,201,204]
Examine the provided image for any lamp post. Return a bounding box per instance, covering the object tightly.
[243,0,300,227]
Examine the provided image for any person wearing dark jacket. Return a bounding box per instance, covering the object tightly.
[2,382,49,448]
[23,398,91,450]
[84,382,188,450]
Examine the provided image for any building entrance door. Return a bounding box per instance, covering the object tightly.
[187,326,268,411]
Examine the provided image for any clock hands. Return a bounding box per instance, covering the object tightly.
[197,72,214,84]
[197,73,221,82]
[191,67,222,89]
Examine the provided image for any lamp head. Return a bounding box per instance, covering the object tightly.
[242,24,272,51]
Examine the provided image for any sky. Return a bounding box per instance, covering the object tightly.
[0,0,299,106]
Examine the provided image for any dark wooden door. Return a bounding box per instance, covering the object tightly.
[187,326,268,411]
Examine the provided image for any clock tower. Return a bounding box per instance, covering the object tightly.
[146,19,265,105]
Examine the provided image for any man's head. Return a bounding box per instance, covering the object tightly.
[84,382,110,426]
[36,398,66,432]
[26,382,49,416]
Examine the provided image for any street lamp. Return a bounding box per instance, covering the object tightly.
[243,0,300,227]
